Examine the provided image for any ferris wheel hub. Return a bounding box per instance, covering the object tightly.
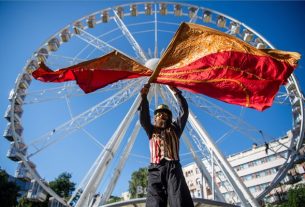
[145,58,160,71]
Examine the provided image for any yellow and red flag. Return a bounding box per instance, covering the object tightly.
[152,23,300,111]
[33,22,300,111]
[33,51,152,93]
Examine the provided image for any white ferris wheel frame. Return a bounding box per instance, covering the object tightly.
[5,2,304,207]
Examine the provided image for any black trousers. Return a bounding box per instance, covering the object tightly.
[146,160,194,207]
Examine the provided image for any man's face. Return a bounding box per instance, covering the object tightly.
[154,111,170,128]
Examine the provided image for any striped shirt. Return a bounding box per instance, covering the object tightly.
[139,90,188,164]
[149,127,180,163]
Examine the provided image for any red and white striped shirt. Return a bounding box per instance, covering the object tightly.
[149,127,180,164]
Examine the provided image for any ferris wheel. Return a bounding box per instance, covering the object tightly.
[4,1,304,207]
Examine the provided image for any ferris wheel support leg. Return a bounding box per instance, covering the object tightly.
[187,112,259,207]
[75,93,143,207]
[182,134,226,202]
[211,150,215,200]
[99,121,142,206]
[68,149,104,205]
[99,89,154,205]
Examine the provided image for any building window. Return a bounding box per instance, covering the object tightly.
[249,187,256,193]
[206,187,212,195]
[196,168,200,174]
[196,178,201,185]
[188,180,194,187]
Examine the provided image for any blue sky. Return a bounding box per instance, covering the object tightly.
[1,0,305,197]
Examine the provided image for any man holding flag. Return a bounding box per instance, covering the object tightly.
[139,83,194,207]
[31,22,301,206]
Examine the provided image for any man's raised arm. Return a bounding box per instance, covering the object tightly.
[170,86,189,135]
[139,84,153,137]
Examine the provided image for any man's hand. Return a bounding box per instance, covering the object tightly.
[141,83,150,95]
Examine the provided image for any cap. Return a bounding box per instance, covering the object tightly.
[154,104,172,116]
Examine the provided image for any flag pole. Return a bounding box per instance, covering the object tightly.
[147,65,161,84]
[147,22,188,84]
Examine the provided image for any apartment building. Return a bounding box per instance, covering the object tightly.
[182,131,305,204]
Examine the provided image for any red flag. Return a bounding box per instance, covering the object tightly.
[152,23,301,111]
[32,51,152,93]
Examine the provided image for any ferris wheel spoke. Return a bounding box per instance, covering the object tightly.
[24,80,133,104]
[64,95,106,150]
[129,153,149,160]
[112,9,148,63]
[24,83,81,104]
[74,26,125,55]
[273,91,292,105]
[46,54,87,68]
[26,79,145,158]
[185,92,265,144]
[154,3,158,58]
[157,29,176,34]
[186,92,292,157]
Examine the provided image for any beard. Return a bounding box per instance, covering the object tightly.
[154,118,169,129]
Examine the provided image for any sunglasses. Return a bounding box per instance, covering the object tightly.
[156,112,169,118]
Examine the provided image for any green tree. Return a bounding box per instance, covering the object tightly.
[49,172,76,200]
[128,167,148,198]
[106,195,122,204]
[0,169,20,207]
[269,184,305,207]
[287,184,305,207]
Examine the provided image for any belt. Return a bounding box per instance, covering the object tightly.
[150,159,179,167]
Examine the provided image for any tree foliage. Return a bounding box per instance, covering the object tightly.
[128,167,148,198]
[49,172,76,200]
[269,184,305,207]
[106,195,122,204]
[0,169,20,207]
[286,184,305,207]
